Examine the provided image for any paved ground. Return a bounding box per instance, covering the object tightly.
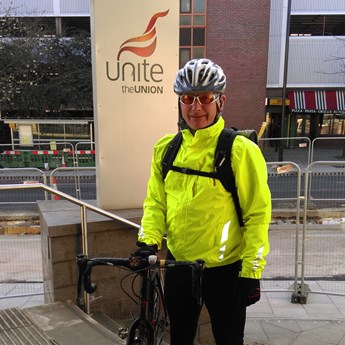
[1,226,345,344]
[245,288,345,345]
[1,282,345,345]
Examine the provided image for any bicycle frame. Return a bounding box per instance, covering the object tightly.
[76,254,204,345]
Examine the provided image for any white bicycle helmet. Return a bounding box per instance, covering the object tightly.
[174,58,226,94]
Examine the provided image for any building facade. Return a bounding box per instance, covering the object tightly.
[2,0,344,142]
[266,0,345,140]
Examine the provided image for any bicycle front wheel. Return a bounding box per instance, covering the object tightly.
[149,271,169,345]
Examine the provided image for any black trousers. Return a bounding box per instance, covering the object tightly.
[164,256,246,345]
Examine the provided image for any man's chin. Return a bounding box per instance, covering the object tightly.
[187,118,208,129]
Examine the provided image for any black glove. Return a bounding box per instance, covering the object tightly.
[238,277,261,306]
[133,241,158,258]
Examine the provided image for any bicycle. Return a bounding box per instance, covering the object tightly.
[76,253,205,345]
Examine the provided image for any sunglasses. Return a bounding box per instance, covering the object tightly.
[179,93,219,106]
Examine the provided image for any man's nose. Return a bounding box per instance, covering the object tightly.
[191,98,202,110]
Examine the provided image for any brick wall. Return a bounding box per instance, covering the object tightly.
[206,0,271,131]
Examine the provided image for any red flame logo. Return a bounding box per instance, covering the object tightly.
[117,9,169,60]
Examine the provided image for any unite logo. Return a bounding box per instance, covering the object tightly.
[106,9,169,95]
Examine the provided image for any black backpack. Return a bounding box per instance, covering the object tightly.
[161,128,258,227]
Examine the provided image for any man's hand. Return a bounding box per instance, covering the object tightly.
[133,241,158,257]
[238,277,261,306]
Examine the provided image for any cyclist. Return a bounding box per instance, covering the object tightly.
[136,58,271,345]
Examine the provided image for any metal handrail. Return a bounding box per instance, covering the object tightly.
[0,183,141,254]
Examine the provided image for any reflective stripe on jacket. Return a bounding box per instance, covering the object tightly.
[139,117,271,279]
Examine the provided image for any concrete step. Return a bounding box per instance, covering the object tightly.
[23,300,125,345]
[0,307,52,344]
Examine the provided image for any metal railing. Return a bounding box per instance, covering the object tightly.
[1,160,345,305]
[264,162,303,299]
[299,161,345,301]
[0,167,96,211]
[311,137,345,163]
[50,167,96,200]
[259,137,311,167]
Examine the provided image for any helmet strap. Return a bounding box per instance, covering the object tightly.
[213,97,223,123]
[177,101,188,130]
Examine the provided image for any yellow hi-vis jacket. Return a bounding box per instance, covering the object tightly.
[139,117,271,279]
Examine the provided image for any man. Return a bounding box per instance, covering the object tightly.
[136,58,271,345]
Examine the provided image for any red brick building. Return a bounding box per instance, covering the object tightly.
[180,0,271,131]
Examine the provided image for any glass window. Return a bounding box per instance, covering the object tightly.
[194,0,206,13]
[290,15,345,36]
[181,0,191,13]
[193,15,205,25]
[180,28,191,46]
[297,115,310,136]
[319,114,345,135]
[193,47,205,58]
[180,15,192,25]
[333,116,345,135]
[180,49,191,67]
[193,28,205,46]
[61,17,90,36]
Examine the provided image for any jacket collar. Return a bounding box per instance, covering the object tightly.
[182,117,225,141]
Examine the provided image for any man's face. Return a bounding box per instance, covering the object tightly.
[179,92,226,131]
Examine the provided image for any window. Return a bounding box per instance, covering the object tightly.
[179,0,206,67]
[297,115,310,136]
[290,15,345,36]
[193,27,205,45]
[319,114,345,136]
[194,0,206,13]
[180,28,192,45]
[61,17,90,36]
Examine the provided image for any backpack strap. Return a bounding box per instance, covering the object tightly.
[162,131,217,179]
[170,165,216,178]
[162,131,183,180]
[215,128,244,227]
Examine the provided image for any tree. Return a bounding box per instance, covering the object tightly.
[0,13,93,119]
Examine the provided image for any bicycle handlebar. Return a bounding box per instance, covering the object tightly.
[76,254,205,306]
